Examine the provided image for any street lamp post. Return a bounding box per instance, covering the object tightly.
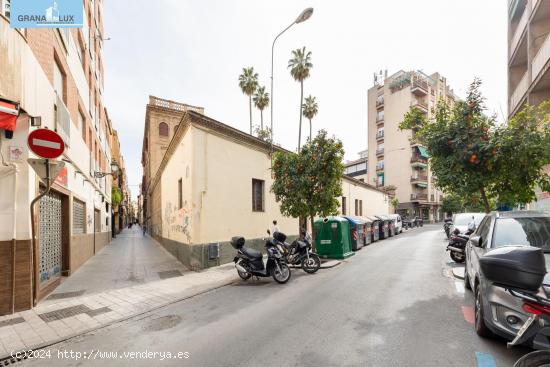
[270,7,313,157]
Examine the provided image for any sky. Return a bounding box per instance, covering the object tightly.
[102,1,507,200]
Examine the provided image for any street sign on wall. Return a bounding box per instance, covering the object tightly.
[27,129,65,159]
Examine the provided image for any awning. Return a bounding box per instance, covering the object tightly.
[417,146,430,159]
[0,99,20,132]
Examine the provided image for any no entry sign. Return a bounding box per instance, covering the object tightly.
[27,129,65,159]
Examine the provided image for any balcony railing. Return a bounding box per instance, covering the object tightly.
[149,96,204,113]
[376,96,384,109]
[411,193,428,201]
[376,148,384,156]
[411,79,428,96]
[411,100,428,113]
[376,131,384,140]
[510,71,529,113]
[410,155,428,166]
[410,175,428,183]
[532,34,550,82]
[510,8,528,58]
[376,165,384,171]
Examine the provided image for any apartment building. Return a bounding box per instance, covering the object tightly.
[367,70,456,222]
[0,1,122,314]
[508,0,550,211]
[344,149,368,182]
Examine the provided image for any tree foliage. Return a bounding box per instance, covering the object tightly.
[272,130,344,240]
[288,47,313,151]
[111,187,123,208]
[400,79,550,212]
[238,67,259,134]
[302,95,318,142]
[253,86,269,129]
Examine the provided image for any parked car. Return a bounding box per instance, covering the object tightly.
[464,210,550,349]
[389,214,403,234]
[413,216,424,227]
[449,212,485,235]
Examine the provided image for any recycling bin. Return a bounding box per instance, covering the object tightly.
[314,217,355,259]
[366,216,380,242]
[343,216,366,251]
[375,215,390,239]
[360,217,373,245]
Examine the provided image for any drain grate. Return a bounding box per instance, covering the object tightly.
[157,270,183,279]
[0,317,25,329]
[38,305,112,322]
[46,290,86,300]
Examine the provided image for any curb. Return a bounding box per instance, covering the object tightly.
[452,267,465,280]
[320,260,342,269]
[0,277,236,363]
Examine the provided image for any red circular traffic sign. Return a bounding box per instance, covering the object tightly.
[27,129,65,159]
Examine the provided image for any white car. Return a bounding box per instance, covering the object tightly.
[450,212,486,235]
[389,214,403,234]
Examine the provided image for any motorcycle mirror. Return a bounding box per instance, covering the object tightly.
[453,228,460,235]
[267,229,271,235]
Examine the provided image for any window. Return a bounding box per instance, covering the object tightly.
[73,198,86,234]
[359,200,363,216]
[252,179,264,212]
[342,197,347,215]
[77,109,85,136]
[354,199,358,215]
[492,217,550,250]
[178,178,183,209]
[88,127,92,147]
[159,122,169,137]
[1,0,10,19]
[53,60,65,103]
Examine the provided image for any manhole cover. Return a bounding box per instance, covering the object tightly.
[141,315,182,332]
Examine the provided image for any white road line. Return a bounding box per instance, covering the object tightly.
[33,138,61,149]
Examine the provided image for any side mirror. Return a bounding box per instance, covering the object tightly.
[267,229,271,235]
[453,228,460,235]
[470,235,482,247]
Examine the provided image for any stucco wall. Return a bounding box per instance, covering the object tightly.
[340,178,390,217]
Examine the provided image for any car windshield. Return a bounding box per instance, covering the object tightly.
[493,217,550,252]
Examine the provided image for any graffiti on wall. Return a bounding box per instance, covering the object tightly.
[164,201,191,242]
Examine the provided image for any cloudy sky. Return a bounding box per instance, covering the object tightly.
[103,1,507,200]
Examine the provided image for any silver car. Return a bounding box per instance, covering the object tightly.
[464,210,550,349]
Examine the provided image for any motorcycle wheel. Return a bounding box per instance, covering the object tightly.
[272,262,291,284]
[513,351,550,367]
[237,262,252,280]
[302,254,321,274]
[450,251,465,263]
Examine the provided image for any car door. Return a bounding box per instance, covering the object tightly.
[467,216,491,280]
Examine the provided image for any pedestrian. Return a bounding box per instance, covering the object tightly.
[142,224,146,236]
[272,220,280,234]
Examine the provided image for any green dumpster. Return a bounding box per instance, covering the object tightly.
[314,217,355,259]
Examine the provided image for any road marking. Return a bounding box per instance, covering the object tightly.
[455,281,465,294]
[33,138,61,149]
[462,306,475,324]
[475,352,497,367]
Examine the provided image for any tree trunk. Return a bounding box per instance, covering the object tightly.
[310,215,316,252]
[249,95,252,135]
[260,109,263,130]
[298,81,304,151]
[309,118,312,142]
[480,187,491,213]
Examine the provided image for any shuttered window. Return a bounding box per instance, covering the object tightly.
[252,179,264,212]
[73,198,86,234]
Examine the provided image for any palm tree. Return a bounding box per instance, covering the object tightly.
[288,47,313,150]
[238,67,259,134]
[302,95,318,142]
[253,86,270,130]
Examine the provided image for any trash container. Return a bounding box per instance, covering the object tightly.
[359,217,373,245]
[387,216,396,237]
[366,216,380,242]
[343,216,366,251]
[314,217,355,259]
[375,215,390,239]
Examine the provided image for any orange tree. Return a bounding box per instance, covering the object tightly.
[271,130,344,243]
[400,79,550,213]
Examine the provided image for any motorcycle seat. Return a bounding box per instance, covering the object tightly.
[241,247,262,259]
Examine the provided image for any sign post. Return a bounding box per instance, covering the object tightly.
[27,129,65,306]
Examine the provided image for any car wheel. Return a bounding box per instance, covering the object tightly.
[474,282,493,338]
[464,261,471,291]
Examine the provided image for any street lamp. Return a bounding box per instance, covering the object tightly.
[270,7,314,155]
[94,159,119,178]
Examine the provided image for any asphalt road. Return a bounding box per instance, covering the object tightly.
[23,225,531,367]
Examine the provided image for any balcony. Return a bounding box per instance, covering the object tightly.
[376,131,384,141]
[510,71,529,113]
[376,148,384,156]
[149,96,204,114]
[410,175,428,183]
[410,155,428,168]
[411,100,429,113]
[532,34,550,82]
[510,8,528,58]
[376,114,384,125]
[411,79,429,96]
[376,165,384,172]
[410,193,428,201]
[376,96,384,109]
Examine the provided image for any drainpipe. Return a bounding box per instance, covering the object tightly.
[0,136,19,313]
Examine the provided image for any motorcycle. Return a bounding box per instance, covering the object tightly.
[270,229,321,274]
[446,221,475,263]
[232,234,291,284]
[443,218,453,238]
[479,247,550,367]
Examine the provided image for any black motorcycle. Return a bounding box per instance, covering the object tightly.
[446,222,475,263]
[271,230,321,274]
[232,235,291,284]
[443,218,453,238]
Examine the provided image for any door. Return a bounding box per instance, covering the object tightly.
[39,190,63,286]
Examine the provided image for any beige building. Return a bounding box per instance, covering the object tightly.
[508,0,550,211]
[141,99,390,270]
[367,70,457,222]
[344,149,368,183]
